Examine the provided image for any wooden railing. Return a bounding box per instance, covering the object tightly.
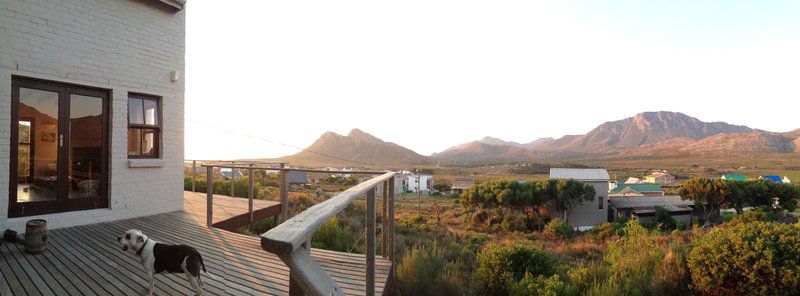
[196,162,396,295]
[261,171,396,296]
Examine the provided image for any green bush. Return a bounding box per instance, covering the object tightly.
[604,220,664,295]
[311,217,361,253]
[395,244,447,296]
[243,217,276,235]
[654,206,677,231]
[508,274,578,296]
[543,218,574,240]
[688,221,800,295]
[588,222,619,241]
[474,243,554,296]
[727,209,777,225]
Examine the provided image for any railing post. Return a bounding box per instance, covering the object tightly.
[382,180,388,257]
[248,163,255,223]
[366,187,376,296]
[206,166,214,228]
[279,163,289,223]
[388,176,395,262]
[230,161,235,197]
[191,160,197,192]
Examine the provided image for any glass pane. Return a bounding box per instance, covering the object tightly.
[142,129,156,156]
[69,94,103,199]
[18,145,30,177]
[128,129,142,156]
[143,99,158,126]
[18,87,59,203]
[19,121,31,143]
[128,98,144,125]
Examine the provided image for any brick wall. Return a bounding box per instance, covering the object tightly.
[0,0,185,232]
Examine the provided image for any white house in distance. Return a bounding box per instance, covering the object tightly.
[645,171,675,186]
[549,168,610,228]
[406,174,433,194]
[1,0,186,232]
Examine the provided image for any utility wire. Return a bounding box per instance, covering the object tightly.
[185,119,380,167]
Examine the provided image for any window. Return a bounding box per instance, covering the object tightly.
[598,196,604,210]
[128,95,160,158]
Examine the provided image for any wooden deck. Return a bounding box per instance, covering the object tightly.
[0,193,392,295]
[183,191,282,230]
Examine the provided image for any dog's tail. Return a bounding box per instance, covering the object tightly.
[198,252,206,273]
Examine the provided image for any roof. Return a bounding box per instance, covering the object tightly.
[549,168,609,181]
[610,196,695,213]
[760,175,783,183]
[610,183,663,194]
[722,174,746,181]
[452,177,475,190]
[624,177,642,184]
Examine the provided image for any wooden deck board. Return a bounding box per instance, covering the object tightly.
[0,192,392,295]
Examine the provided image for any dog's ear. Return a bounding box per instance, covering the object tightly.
[137,235,144,243]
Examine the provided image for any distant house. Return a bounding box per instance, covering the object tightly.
[407,174,434,194]
[721,174,746,181]
[220,168,245,179]
[609,196,695,226]
[549,168,610,228]
[759,175,784,183]
[609,181,619,191]
[624,177,643,184]
[609,183,664,197]
[784,177,792,184]
[645,172,675,186]
[451,177,475,193]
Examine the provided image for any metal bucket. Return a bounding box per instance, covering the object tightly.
[25,219,48,254]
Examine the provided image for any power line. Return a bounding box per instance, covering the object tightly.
[184,119,380,167]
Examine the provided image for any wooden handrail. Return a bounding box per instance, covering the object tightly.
[261,171,395,255]
[261,171,396,296]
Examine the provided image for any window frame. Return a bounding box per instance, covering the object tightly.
[127,93,162,159]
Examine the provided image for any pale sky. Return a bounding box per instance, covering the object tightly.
[185,0,800,160]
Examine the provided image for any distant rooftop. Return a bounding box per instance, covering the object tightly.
[549,168,609,181]
[610,183,663,194]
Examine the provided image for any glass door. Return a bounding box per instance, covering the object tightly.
[9,78,108,218]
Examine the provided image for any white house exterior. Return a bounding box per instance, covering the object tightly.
[549,168,610,228]
[1,0,186,232]
[406,174,433,194]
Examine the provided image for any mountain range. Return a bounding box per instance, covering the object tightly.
[280,112,799,167]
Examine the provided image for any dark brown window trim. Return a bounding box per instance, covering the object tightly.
[127,93,162,159]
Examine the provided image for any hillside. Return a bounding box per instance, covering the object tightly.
[278,129,433,167]
[433,111,797,165]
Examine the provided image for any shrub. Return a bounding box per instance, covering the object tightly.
[311,217,361,253]
[687,221,800,295]
[604,220,664,295]
[474,243,554,296]
[508,274,578,296]
[395,244,447,296]
[242,217,276,235]
[654,206,677,231]
[588,222,619,242]
[727,209,776,225]
[543,218,574,240]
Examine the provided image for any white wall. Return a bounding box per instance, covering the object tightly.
[565,180,609,228]
[0,0,185,232]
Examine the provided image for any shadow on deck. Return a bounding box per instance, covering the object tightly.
[0,192,391,295]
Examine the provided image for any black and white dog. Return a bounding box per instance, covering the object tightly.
[117,229,206,296]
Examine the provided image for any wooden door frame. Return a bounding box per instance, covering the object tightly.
[8,76,110,218]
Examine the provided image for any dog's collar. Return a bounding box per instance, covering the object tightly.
[136,238,149,256]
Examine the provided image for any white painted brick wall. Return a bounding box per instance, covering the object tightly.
[0,0,185,232]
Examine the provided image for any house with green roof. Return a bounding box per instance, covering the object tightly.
[609,183,664,197]
[721,174,746,181]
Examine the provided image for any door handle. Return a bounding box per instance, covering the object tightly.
[59,134,63,147]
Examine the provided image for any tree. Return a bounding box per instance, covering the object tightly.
[551,179,596,223]
[680,178,728,225]
[432,179,451,193]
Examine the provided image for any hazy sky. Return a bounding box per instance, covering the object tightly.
[185,0,800,160]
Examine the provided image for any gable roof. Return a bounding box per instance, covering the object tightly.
[549,168,609,181]
[722,174,746,181]
[610,183,663,194]
[760,175,783,183]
